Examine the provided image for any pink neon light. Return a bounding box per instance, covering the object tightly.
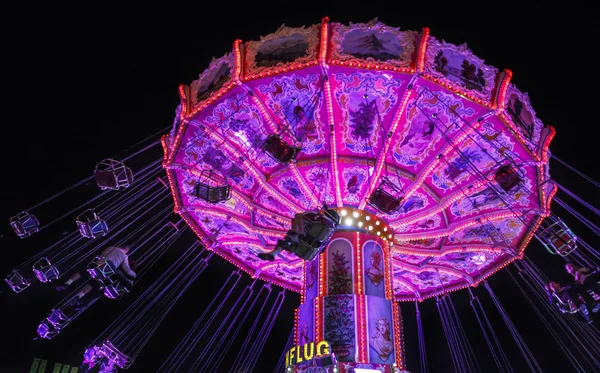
[324,78,343,207]
[395,211,521,241]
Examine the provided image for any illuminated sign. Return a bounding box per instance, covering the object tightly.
[285,340,331,366]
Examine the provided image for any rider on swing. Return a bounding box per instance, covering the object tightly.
[258,204,340,261]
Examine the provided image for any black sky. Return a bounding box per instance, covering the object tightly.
[2,3,599,373]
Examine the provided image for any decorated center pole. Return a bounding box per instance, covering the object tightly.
[292,208,406,372]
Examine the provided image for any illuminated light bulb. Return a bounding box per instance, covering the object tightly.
[389,234,392,238]
[368,226,373,231]
[377,231,381,236]
[358,221,363,227]
[353,211,359,218]
[341,210,347,216]
[365,216,371,221]
[376,221,380,226]
[345,218,353,226]
[383,227,387,232]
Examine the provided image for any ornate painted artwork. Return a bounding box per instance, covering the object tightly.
[366,296,395,364]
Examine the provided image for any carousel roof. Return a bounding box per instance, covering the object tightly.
[162,18,555,301]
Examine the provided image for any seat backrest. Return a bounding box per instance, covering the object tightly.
[78,221,93,238]
[5,270,31,293]
[95,170,118,189]
[90,220,109,237]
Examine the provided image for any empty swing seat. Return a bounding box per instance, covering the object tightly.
[37,319,60,339]
[95,159,134,190]
[368,188,402,214]
[495,165,522,192]
[538,217,577,256]
[194,183,230,204]
[5,269,31,293]
[10,211,40,238]
[77,209,109,238]
[104,280,131,300]
[262,134,301,164]
[32,257,60,283]
[47,308,71,329]
[102,340,132,369]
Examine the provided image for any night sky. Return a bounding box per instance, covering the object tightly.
[2,3,599,373]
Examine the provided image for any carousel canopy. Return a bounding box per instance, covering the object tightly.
[162,18,555,300]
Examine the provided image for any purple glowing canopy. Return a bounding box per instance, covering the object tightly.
[162,18,555,300]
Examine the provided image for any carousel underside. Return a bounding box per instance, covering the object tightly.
[162,18,555,301]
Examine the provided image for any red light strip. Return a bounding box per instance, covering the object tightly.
[416,27,430,73]
[319,17,329,63]
[357,295,367,362]
[233,39,243,81]
[496,69,512,109]
[392,303,404,368]
[329,60,414,74]
[355,232,363,295]
[324,76,343,207]
[243,61,319,82]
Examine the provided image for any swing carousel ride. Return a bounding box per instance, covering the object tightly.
[7,16,600,373]
[160,17,556,372]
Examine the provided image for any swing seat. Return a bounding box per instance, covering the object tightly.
[494,164,522,192]
[552,293,578,314]
[293,221,336,261]
[10,211,40,238]
[104,279,131,299]
[87,257,117,285]
[37,319,60,339]
[368,188,402,214]
[83,345,104,368]
[77,210,109,238]
[262,134,301,165]
[193,170,231,203]
[367,177,404,214]
[5,269,31,293]
[95,159,134,190]
[538,217,577,256]
[102,340,132,369]
[46,308,71,329]
[293,240,324,261]
[32,257,60,283]
[194,183,230,204]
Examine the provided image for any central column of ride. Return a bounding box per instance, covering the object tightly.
[295,209,405,372]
